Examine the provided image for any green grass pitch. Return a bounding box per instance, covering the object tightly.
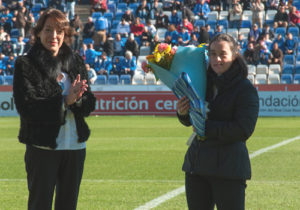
[0,116,299,210]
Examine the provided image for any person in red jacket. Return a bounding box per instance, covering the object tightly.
[177,17,193,34]
[289,6,300,28]
[130,17,145,37]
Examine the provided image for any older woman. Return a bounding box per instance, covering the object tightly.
[13,9,96,210]
[177,34,259,209]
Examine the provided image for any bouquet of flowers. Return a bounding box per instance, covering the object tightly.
[142,43,208,137]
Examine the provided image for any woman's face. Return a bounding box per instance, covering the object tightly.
[209,41,235,76]
[38,17,65,56]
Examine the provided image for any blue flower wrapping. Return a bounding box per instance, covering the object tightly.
[149,46,207,136]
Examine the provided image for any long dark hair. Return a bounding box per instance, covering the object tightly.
[31,8,74,45]
[207,33,248,78]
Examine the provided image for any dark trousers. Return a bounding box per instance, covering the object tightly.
[185,173,246,210]
[25,145,86,210]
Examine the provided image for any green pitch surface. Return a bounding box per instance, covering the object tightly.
[0,116,300,210]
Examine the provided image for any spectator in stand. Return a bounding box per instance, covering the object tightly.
[0,68,5,76]
[248,24,261,42]
[150,0,163,20]
[191,26,200,40]
[2,34,15,56]
[122,9,135,25]
[111,56,123,75]
[15,5,27,38]
[284,32,296,55]
[93,16,108,49]
[251,0,264,29]
[264,33,273,50]
[289,6,300,29]
[244,42,259,65]
[268,42,283,69]
[136,0,150,22]
[113,33,125,56]
[267,0,280,10]
[83,17,95,39]
[25,12,35,37]
[66,0,76,20]
[95,52,112,75]
[124,33,139,57]
[120,50,136,78]
[177,17,193,34]
[103,33,114,58]
[237,33,248,52]
[91,0,107,14]
[70,14,83,52]
[85,43,102,68]
[150,34,160,52]
[0,26,7,43]
[146,19,156,37]
[213,25,223,38]
[178,26,190,45]
[141,26,152,46]
[2,8,13,34]
[0,0,5,12]
[80,43,88,61]
[189,33,200,46]
[16,35,25,56]
[248,35,257,46]
[198,26,210,44]
[209,0,221,11]
[130,17,145,38]
[165,24,178,45]
[229,0,243,28]
[259,40,271,65]
[272,33,285,52]
[261,24,275,40]
[86,63,97,84]
[274,6,288,29]
[182,6,195,24]
[117,18,131,38]
[155,11,169,29]
[193,0,210,21]
[5,54,15,75]
[169,9,181,26]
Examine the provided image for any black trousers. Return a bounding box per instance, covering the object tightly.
[185,172,247,210]
[25,145,86,210]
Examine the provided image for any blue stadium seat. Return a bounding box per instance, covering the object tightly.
[283,55,295,65]
[32,3,43,13]
[103,12,114,22]
[113,56,125,63]
[110,28,118,38]
[10,28,19,38]
[275,27,286,38]
[0,76,4,85]
[217,19,228,29]
[294,64,300,74]
[92,12,102,19]
[206,20,216,29]
[108,74,119,85]
[281,74,293,84]
[111,20,119,29]
[120,74,131,84]
[194,19,205,28]
[114,12,124,21]
[117,3,127,12]
[4,75,13,85]
[288,26,299,37]
[293,74,300,84]
[95,75,107,85]
[282,64,294,74]
[129,3,139,13]
[240,20,252,28]
[265,19,274,28]
[83,38,94,45]
[107,3,116,13]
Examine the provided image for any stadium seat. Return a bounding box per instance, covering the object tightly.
[110,28,118,37]
[240,20,252,29]
[4,75,13,85]
[283,55,295,65]
[217,19,228,29]
[293,74,300,84]
[156,28,167,41]
[268,64,281,74]
[144,73,156,85]
[226,28,238,40]
[103,12,114,22]
[256,64,268,74]
[288,27,299,37]
[113,56,125,63]
[114,12,124,21]
[92,12,102,19]
[255,74,267,84]
[295,64,300,74]
[247,74,254,84]
[275,27,287,38]
[95,75,107,85]
[0,76,4,85]
[117,3,128,12]
[242,10,253,21]
[194,19,205,28]
[129,3,139,13]
[108,74,119,85]
[206,20,217,29]
[32,3,43,13]
[247,65,256,75]
[120,74,131,84]
[107,3,116,13]
[207,11,219,20]
[282,64,294,74]
[265,19,274,27]
[268,74,280,84]
[132,74,145,85]
[139,46,151,56]
[219,11,229,20]
[10,28,19,38]
[83,38,94,45]
[266,10,277,21]
[281,74,293,84]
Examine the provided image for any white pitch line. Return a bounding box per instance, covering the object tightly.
[134,135,300,210]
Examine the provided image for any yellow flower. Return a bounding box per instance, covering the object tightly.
[154,52,161,62]
[165,45,171,53]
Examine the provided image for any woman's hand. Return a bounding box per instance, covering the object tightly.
[66,74,88,106]
[177,96,190,115]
